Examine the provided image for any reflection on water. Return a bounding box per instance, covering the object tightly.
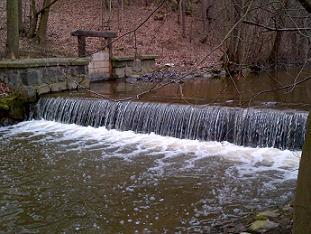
[0,121,300,233]
[84,71,311,110]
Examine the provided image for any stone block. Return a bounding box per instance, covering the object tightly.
[79,65,88,75]
[125,66,133,77]
[92,51,109,61]
[126,60,134,67]
[143,60,156,73]
[67,81,78,90]
[7,70,21,86]
[132,59,142,73]
[112,60,128,68]
[21,86,36,98]
[0,72,8,83]
[54,67,66,82]
[92,61,110,69]
[49,82,67,92]
[141,63,153,73]
[36,84,51,95]
[113,67,125,79]
[249,220,279,233]
[79,78,90,89]
[42,67,64,83]
[20,70,40,86]
[89,65,109,74]
[67,66,87,76]
[41,68,55,83]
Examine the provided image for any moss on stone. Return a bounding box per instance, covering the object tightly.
[0,93,26,124]
[0,95,17,111]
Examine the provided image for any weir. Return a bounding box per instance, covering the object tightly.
[35,97,308,150]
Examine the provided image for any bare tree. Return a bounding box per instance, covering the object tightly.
[28,0,38,38]
[179,0,186,37]
[27,0,60,47]
[220,0,311,73]
[18,0,24,34]
[294,115,311,234]
[6,0,19,59]
[298,0,311,12]
[37,0,51,47]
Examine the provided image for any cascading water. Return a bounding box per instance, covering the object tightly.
[35,97,308,150]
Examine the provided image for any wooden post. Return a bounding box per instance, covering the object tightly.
[77,36,86,57]
[71,30,117,58]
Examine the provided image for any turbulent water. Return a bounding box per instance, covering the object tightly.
[36,97,308,150]
[1,97,307,232]
[0,120,301,232]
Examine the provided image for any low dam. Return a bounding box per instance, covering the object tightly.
[0,73,309,232]
[36,97,308,150]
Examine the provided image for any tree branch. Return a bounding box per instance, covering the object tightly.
[36,0,59,16]
[243,20,311,31]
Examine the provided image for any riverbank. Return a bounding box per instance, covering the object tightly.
[0,82,26,126]
[213,204,294,233]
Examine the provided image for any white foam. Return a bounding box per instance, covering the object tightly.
[0,120,301,181]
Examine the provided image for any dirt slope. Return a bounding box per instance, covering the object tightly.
[0,0,221,69]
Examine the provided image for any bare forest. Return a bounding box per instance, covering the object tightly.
[1,1,311,233]
[2,0,311,71]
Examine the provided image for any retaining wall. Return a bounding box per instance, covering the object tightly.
[0,58,90,100]
[112,55,157,79]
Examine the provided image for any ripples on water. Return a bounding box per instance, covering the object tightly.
[0,120,300,233]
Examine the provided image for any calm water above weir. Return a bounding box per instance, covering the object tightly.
[0,72,309,232]
[84,71,311,110]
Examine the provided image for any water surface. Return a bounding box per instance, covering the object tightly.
[0,120,300,233]
[80,71,311,110]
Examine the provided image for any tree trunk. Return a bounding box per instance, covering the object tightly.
[293,114,311,234]
[37,0,50,47]
[226,0,242,71]
[18,0,24,34]
[298,0,311,13]
[28,0,38,38]
[6,0,19,59]
[267,1,288,67]
[179,0,186,37]
[202,0,207,32]
[117,0,124,31]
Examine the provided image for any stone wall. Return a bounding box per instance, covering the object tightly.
[0,55,158,99]
[0,58,90,100]
[112,55,157,79]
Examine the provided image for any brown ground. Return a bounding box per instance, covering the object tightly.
[0,81,11,96]
[0,0,222,69]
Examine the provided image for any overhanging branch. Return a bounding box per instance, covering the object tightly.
[243,20,311,31]
[36,0,59,17]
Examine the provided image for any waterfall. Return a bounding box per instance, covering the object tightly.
[35,97,308,150]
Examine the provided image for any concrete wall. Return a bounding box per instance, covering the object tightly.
[0,55,158,99]
[0,58,90,100]
[88,51,110,81]
[112,55,157,79]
